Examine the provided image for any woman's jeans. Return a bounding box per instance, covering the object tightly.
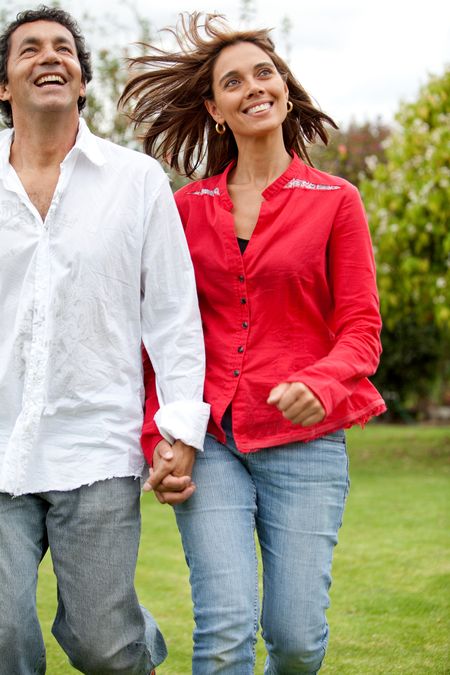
[0,477,167,675]
[174,423,349,675]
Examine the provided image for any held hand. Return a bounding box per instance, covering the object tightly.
[143,439,196,505]
[267,382,326,426]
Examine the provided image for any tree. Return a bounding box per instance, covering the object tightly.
[239,0,257,27]
[280,15,293,64]
[361,68,450,415]
[311,119,391,188]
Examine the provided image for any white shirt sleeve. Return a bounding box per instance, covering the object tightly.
[140,174,210,450]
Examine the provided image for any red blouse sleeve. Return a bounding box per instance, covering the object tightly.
[141,346,164,465]
[286,185,383,415]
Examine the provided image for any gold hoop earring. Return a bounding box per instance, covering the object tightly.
[215,122,226,135]
[287,100,293,113]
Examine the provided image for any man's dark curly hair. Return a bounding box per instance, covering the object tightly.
[0,5,93,127]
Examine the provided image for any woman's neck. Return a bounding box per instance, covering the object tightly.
[230,133,292,190]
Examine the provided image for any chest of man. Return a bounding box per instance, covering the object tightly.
[17,166,60,220]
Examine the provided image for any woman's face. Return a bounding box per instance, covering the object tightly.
[206,41,289,142]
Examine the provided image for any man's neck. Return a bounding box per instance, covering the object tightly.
[9,112,80,172]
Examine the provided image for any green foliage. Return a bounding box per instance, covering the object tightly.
[361,68,450,412]
[311,119,391,188]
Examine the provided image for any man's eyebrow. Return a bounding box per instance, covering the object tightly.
[17,36,39,48]
[17,35,74,48]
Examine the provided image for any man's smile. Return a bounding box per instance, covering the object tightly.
[34,74,66,87]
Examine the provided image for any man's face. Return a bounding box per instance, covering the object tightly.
[0,20,85,124]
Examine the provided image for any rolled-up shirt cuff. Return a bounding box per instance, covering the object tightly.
[154,400,210,451]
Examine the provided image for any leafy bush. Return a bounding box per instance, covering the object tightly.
[361,68,450,415]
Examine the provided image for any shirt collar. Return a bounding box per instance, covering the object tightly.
[0,117,106,177]
[69,117,106,167]
[0,128,14,177]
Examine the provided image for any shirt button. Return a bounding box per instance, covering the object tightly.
[237,346,244,353]
[240,298,247,304]
[233,369,240,377]
[239,275,245,283]
[242,321,248,328]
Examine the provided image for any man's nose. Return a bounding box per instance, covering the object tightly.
[39,46,62,64]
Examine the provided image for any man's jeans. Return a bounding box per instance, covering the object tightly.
[0,477,167,675]
[174,423,349,674]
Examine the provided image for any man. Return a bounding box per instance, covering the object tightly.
[0,6,209,674]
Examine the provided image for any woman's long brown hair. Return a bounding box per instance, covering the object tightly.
[120,13,337,179]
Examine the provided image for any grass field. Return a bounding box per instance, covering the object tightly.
[36,425,450,674]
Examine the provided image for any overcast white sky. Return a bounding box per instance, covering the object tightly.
[5,0,450,125]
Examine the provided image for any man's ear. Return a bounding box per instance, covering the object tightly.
[204,99,224,125]
[0,82,11,102]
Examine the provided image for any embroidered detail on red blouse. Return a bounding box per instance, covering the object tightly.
[284,178,341,191]
[189,187,220,197]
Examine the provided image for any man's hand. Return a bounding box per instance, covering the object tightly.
[267,382,326,426]
[143,439,196,505]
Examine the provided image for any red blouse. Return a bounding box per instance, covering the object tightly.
[141,153,386,461]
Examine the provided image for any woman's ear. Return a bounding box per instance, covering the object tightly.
[205,99,224,124]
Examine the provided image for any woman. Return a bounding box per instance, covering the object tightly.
[122,13,386,674]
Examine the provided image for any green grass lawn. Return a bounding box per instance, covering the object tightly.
[36,425,450,674]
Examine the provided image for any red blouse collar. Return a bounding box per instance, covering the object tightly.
[217,152,305,210]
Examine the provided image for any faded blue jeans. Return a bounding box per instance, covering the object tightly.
[0,477,167,675]
[174,419,349,674]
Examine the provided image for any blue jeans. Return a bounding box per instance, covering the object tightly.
[174,422,349,674]
[0,477,167,675]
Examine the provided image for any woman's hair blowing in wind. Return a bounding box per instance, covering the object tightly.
[120,13,337,178]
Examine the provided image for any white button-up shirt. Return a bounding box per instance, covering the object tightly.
[0,119,210,496]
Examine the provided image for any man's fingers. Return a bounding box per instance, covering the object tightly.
[144,474,195,501]
[148,463,173,488]
[143,478,153,493]
[148,464,192,490]
[154,439,174,461]
[153,490,166,503]
[153,484,196,505]
[153,475,193,492]
[148,438,197,505]
[159,446,174,461]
